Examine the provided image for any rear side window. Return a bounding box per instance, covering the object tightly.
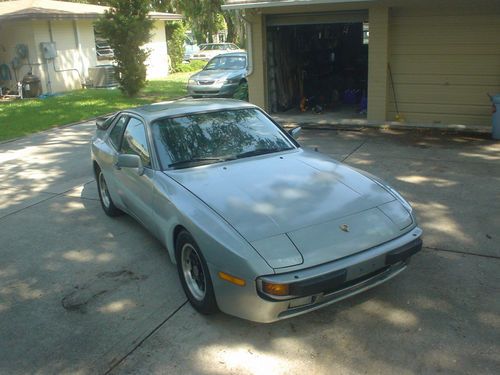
[109,115,129,149]
[121,118,151,167]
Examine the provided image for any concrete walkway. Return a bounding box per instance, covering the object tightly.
[0,123,499,374]
[273,112,493,135]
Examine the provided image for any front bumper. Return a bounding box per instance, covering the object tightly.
[187,82,239,98]
[212,226,422,323]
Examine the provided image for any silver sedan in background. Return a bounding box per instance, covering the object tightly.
[187,53,247,98]
[91,99,422,323]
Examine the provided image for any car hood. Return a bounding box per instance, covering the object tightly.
[167,149,412,268]
[192,69,245,81]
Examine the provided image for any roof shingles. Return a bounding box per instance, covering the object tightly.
[0,0,182,20]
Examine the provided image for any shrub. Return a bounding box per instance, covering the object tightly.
[232,81,248,101]
[175,60,206,73]
[95,0,153,97]
[166,22,186,73]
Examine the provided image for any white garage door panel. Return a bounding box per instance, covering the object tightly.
[390,55,500,76]
[390,27,500,46]
[390,85,495,106]
[391,44,500,56]
[390,73,500,88]
[388,8,500,126]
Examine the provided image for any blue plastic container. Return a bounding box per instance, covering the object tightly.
[492,94,500,140]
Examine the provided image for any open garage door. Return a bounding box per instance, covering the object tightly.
[388,7,500,126]
[266,11,369,118]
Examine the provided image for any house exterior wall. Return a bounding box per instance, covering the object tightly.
[1,18,169,95]
[0,19,93,93]
[144,20,169,79]
[33,20,84,93]
[246,12,266,109]
[75,19,98,81]
[388,6,500,126]
[367,6,389,122]
[0,20,39,88]
[242,1,500,127]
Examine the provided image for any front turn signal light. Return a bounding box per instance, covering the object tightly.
[218,271,246,287]
[262,281,290,296]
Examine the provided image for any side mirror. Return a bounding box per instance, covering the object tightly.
[115,154,144,176]
[289,126,302,140]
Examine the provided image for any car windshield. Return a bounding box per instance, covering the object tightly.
[204,55,246,70]
[151,108,295,169]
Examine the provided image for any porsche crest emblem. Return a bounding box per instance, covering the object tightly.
[339,224,350,232]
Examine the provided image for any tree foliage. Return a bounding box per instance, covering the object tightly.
[165,21,186,72]
[94,0,153,97]
[172,1,244,45]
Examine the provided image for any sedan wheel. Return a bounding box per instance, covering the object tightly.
[176,230,218,314]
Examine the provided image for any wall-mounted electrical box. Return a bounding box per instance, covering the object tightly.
[40,42,57,59]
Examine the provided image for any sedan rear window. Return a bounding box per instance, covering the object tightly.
[151,109,295,169]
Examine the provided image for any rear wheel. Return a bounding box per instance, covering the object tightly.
[96,167,122,217]
[175,230,218,314]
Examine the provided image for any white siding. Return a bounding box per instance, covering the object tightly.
[388,7,500,126]
[75,20,98,80]
[144,21,169,79]
[39,20,83,92]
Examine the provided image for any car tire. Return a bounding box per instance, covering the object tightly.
[175,230,218,315]
[96,167,122,217]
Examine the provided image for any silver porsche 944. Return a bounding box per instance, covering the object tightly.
[91,99,422,323]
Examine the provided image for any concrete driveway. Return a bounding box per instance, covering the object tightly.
[0,122,499,374]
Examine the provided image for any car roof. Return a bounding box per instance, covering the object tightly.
[201,43,235,46]
[123,98,257,121]
[210,52,246,58]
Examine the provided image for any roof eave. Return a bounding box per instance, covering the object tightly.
[148,15,184,21]
[0,13,183,22]
[0,13,100,21]
[222,0,373,10]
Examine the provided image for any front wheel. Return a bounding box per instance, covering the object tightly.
[175,231,218,314]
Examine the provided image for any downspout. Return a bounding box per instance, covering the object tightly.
[45,21,53,93]
[239,13,253,77]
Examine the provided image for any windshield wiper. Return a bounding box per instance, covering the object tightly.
[234,147,293,159]
[168,157,226,169]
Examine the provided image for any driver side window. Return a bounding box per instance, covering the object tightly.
[121,118,151,167]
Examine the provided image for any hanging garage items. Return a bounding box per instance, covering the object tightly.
[266,14,368,117]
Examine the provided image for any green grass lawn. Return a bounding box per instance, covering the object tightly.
[0,72,192,142]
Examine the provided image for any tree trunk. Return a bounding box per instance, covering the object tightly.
[223,12,236,43]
